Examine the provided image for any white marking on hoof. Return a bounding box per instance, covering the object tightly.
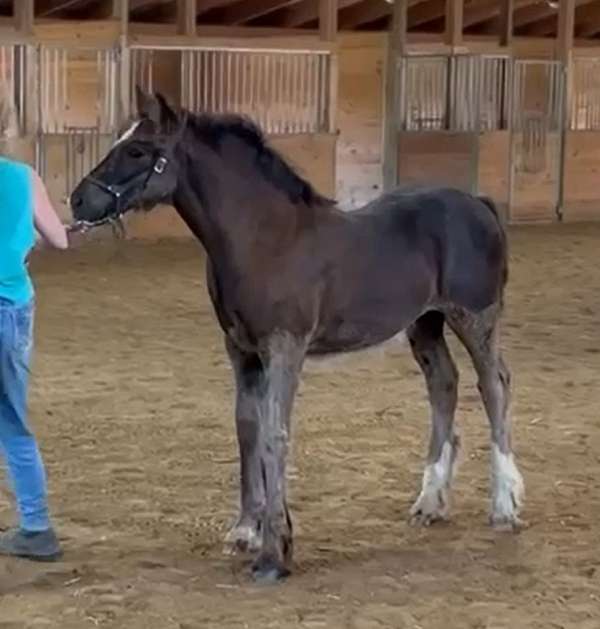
[223,522,262,555]
[490,444,525,532]
[410,440,457,526]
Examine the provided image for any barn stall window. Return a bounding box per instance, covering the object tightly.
[399,54,510,133]
[129,45,334,135]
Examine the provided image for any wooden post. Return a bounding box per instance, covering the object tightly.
[445,0,463,49]
[14,0,34,35]
[499,0,514,47]
[383,0,408,192]
[557,0,575,64]
[319,0,337,42]
[556,0,575,221]
[177,0,197,36]
[116,0,130,124]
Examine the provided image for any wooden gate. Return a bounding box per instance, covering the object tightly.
[0,43,34,163]
[36,45,119,214]
[509,59,565,221]
[396,54,509,197]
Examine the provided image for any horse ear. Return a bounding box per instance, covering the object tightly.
[135,85,161,122]
[154,92,178,128]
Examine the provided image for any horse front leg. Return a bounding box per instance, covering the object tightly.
[251,333,305,583]
[224,338,266,555]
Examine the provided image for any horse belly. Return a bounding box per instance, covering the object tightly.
[305,330,408,371]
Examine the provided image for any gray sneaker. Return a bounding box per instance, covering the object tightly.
[0,528,63,562]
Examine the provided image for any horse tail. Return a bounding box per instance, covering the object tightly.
[477,195,509,288]
[477,195,500,219]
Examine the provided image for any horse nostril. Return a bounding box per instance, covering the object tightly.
[71,195,83,209]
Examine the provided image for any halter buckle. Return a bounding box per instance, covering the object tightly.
[154,156,168,174]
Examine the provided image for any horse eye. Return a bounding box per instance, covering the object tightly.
[127,147,145,159]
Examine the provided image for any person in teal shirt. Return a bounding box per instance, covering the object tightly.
[0,154,68,561]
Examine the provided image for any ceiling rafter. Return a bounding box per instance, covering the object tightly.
[339,0,428,32]
[6,0,600,36]
[257,0,358,28]
[216,0,300,25]
[573,1,600,37]
[524,0,597,37]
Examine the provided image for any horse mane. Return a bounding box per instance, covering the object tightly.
[184,110,335,208]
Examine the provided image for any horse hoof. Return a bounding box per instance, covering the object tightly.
[489,513,527,533]
[223,523,262,555]
[251,556,290,584]
[409,510,447,528]
[409,490,449,527]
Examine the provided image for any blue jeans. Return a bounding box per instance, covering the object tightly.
[0,298,50,532]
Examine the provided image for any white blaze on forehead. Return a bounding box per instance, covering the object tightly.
[113,119,141,147]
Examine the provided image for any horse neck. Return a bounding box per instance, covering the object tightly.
[172,137,303,266]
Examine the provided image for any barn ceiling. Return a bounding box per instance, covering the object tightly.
[2,0,600,37]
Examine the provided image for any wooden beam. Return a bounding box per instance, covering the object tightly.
[176,0,195,34]
[14,0,34,33]
[557,0,575,62]
[444,0,463,47]
[319,0,336,40]
[114,0,129,35]
[219,0,299,25]
[383,0,407,192]
[499,0,513,46]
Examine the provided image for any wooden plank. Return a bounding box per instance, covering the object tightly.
[563,130,600,221]
[337,33,385,209]
[128,30,335,51]
[33,19,121,45]
[445,0,463,48]
[319,0,337,41]
[397,132,476,192]
[382,0,407,192]
[499,0,513,47]
[176,0,196,35]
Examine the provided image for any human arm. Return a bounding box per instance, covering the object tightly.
[31,168,69,250]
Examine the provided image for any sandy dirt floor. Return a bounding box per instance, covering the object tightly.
[0,222,599,628]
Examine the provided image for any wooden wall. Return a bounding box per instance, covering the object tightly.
[563,131,600,221]
[397,132,476,193]
[477,131,510,217]
[336,32,385,211]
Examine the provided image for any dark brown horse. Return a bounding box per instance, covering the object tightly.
[69,88,524,583]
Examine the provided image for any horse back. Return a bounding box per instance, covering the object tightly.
[367,186,507,312]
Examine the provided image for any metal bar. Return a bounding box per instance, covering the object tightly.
[129,44,332,55]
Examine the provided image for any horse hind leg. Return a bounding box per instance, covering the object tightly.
[408,311,461,526]
[446,304,525,531]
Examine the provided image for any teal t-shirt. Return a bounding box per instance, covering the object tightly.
[0,156,35,305]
